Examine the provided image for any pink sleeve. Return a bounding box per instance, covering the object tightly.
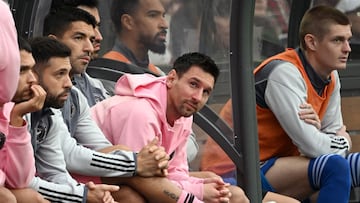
[4,122,35,188]
[0,1,20,104]
[0,103,35,188]
[167,118,204,200]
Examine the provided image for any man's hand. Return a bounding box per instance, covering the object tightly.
[298,103,321,129]
[203,177,232,203]
[10,84,46,127]
[136,137,169,177]
[86,181,119,203]
[336,125,352,149]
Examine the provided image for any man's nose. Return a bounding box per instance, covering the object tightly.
[344,40,351,53]
[160,16,168,29]
[95,28,103,42]
[64,75,73,89]
[84,38,94,53]
[192,89,203,102]
[28,70,37,83]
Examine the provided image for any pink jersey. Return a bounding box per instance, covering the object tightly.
[0,103,35,188]
[0,1,20,104]
[0,1,33,189]
[91,74,205,199]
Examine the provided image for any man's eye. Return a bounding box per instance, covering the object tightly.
[203,90,210,96]
[190,82,198,88]
[333,38,344,44]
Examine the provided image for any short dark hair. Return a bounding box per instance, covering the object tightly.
[173,52,219,83]
[111,0,140,33]
[299,5,350,50]
[29,37,71,69]
[18,37,32,52]
[43,6,96,37]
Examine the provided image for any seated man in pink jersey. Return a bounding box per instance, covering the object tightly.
[92,52,249,203]
[0,2,49,202]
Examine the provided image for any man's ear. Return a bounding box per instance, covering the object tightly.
[121,14,134,31]
[48,34,58,40]
[166,69,177,88]
[304,34,317,51]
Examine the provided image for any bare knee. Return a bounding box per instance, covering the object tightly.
[229,185,249,203]
[112,185,146,203]
[0,187,16,203]
[262,191,300,203]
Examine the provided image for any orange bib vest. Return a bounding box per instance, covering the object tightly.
[200,49,336,175]
[255,49,336,161]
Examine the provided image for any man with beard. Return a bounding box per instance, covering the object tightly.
[103,0,167,76]
[92,52,250,203]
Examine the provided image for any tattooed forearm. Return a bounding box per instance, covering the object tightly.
[164,190,179,201]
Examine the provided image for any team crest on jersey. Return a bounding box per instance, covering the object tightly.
[35,119,48,144]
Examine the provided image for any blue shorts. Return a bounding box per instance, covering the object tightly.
[219,157,277,192]
[221,170,237,185]
[260,157,278,192]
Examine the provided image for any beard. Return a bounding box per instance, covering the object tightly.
[148,41,166,54]
[179,102,199,118]
[143,32,167,54]
[44,93,67,109]
[43,88,70,109]
[38,76,70,109]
